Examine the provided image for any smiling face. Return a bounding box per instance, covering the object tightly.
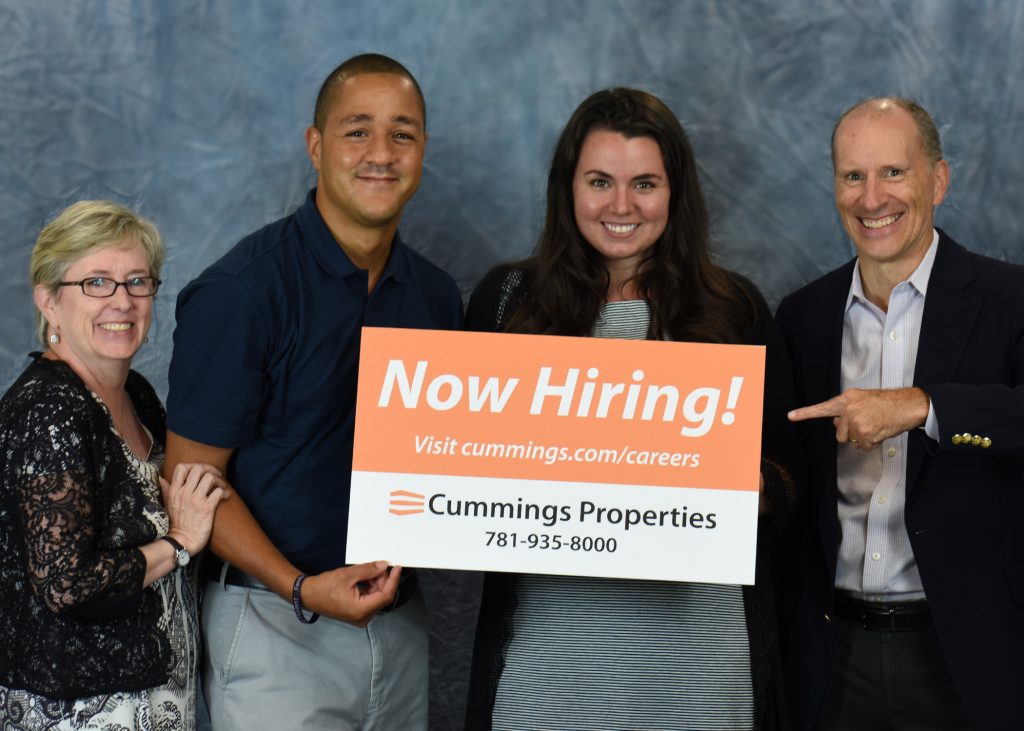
[306,72,426,241]
[35,239,153,380]
[572,130,670,279]
[833,104,949,272]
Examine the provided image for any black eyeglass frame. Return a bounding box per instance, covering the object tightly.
[57,276,162,298]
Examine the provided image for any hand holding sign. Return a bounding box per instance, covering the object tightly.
[301,562,402,627]
[787,387,930,451]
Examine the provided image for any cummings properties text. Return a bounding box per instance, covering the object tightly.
[428,494,717,531]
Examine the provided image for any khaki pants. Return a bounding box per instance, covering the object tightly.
[200,575,428,731]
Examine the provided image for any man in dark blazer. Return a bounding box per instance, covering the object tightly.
[776,96,1024,730]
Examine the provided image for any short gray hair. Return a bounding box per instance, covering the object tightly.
[831,96,943,169]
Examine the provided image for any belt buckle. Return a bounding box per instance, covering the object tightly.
[881,606,899,631]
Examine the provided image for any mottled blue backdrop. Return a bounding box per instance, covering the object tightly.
[2,1,1022,727]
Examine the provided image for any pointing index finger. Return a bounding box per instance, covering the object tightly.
[788,397,843,422]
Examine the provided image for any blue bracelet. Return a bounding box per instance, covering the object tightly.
[291,573,319,624]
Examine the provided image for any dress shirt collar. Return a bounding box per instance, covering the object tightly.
[845,228,940,312]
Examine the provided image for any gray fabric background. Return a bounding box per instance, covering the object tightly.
[2,1,1022,728]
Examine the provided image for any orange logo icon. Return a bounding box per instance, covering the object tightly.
[389,490,425,515]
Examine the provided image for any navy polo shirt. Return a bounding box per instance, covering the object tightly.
[167,190,463,572]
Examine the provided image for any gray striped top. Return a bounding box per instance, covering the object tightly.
[490,300,754,731]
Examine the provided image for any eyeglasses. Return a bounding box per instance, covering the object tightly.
[58,276,162,298]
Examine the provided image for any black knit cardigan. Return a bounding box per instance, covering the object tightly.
[0,354,173,698]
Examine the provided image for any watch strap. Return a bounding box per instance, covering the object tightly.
[160,535,189,567]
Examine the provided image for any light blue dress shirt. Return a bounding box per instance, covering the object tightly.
[834,230,941,602]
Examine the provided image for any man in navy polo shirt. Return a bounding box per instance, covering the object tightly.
[164,54,462,730]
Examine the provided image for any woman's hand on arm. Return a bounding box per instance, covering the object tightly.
[163,430,296,597]
[140,462,228,587]
[162,429,400,625]
[161,462,228,555]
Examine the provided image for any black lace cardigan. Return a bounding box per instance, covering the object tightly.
[463,266,805,731]
[0,354,173,698]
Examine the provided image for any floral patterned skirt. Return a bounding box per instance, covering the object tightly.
[0,569,199,731]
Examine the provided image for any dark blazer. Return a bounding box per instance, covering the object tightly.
[775,230,1024,731]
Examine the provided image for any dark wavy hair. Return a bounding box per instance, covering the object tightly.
[506,87,751,343]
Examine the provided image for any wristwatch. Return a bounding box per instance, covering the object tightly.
[161,535,191,569]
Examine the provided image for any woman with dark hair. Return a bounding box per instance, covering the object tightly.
[464,89,803,730]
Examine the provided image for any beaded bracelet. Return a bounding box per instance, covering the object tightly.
[292,573,320,624]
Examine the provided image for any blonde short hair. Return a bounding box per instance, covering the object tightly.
[31,200,165,345]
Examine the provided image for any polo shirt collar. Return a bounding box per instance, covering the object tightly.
[295,188,413,283]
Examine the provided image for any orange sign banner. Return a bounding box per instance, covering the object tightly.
[348,327,765,583]
[354,327,765,491]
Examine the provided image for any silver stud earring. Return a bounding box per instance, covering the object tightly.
[49,332,60,345]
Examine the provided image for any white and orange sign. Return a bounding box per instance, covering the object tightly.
[347,327,765,584]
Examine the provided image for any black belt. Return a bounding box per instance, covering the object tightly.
[203,558,417,614]
[833,592,932,631]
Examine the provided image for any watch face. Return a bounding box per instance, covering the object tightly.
[176,549,191,568]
